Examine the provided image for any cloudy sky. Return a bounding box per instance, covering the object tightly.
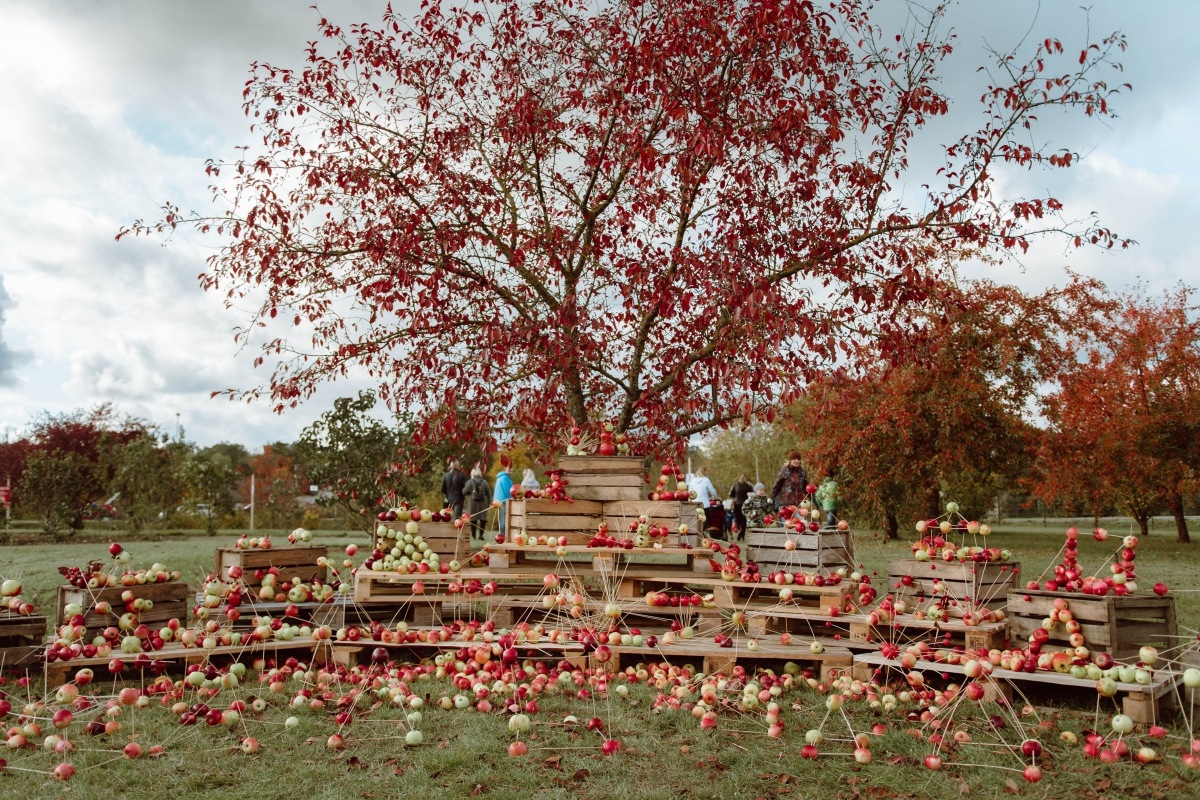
[1,1,1197,448]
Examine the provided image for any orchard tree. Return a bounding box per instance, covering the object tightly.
[122,0,1129,455]
[105,432,181,532]
[1038,286,1200,543]
[802,278,1099,538]
[180,445,246,535]
[19,451,91,537]
[295,390,411,532]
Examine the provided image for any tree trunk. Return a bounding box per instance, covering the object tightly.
[1134,511,1149,538]
[884,508,899,541]
[1167,490,1191,544]
[925,485,941,521]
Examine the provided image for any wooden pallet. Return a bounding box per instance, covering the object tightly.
[57,581,192,628]
[845,614,1009,652]
[43,639,330,688]
[0,611,46,670]
[1007,590,1177,660]
[486,544,710,574]
[597,639,854,681]
[745,527,856,574]
[887,558,1019,616]
[329,637,587,668]
[215,546,329,586]
[852,651,1180,724]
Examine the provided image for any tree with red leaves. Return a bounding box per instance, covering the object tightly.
[1037,287,1200,543]
[122,0,1129,456]
[802,277,1105,539]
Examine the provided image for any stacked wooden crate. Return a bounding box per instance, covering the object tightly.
[0,610,46,670]
[215,545,329,587]
[56,580,192,629]
[887,558,1019,618]
[1007,589,1177,660]
[744,526,856,575]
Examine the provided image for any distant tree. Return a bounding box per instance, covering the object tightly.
[802,278,1097,538]
[19,450,90,536]
[105,432,181,532]
[295,390,410,533]
[0,438,33,491]
[1038,286,1200,542]
[18,405,147,531]
[180,446,243,535]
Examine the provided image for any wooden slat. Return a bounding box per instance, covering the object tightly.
[515,498,606,516]
[602,500,682,520]
[555,455,645,474]
[569,486,644,502]
[564,473,645,488]
[519,514,604,531]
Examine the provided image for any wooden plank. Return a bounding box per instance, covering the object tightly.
[517,514,603,531]
[516,498,606,515]
[556,455,645,474]
[602,500,682,520]
[564,473,645,488]
[216,546,329,585]
[569,486,644,502]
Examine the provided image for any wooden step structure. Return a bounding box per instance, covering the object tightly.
[56,580,192,629]
[486,543,710,574]
[0,611,46,671]
[328,637,587,668]
[852,651,1181,724]
[596,638,854,681]
[507,498,684,546]
[1006,589,1177,661]
[553,455,646,502]
[215,545,329,586]
[887,558,1019,617]
[744,527,856,575]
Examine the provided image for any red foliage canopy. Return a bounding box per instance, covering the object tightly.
[121,0,1129,455]
[1037,287,1200,542]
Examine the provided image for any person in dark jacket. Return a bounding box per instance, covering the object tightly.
[742,483,772,529]
[441,460,467,520]
[462,468,492,543]
[728,473,754,539]
[771,450,808,512]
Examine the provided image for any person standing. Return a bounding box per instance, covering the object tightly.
[520,468,540,494]
[742,483,773,529]
[689,466,723,539]
[728,473,754,539]
[462,468,491,543]
[441,460,467,520]
[493,466,514,536]
[771,450,808,512]
[816,473,840,528]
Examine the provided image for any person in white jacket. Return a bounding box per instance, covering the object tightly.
[689,467,723,538]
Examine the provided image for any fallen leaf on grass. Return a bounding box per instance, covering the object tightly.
[958,782,970,795]
[885,755,919,766]
[470,785,485,796]
[680,745,690,754]
[572,768,591,782]
[1095,779,1112,791]
[1003,778,1020,794]
[346,755,367,770]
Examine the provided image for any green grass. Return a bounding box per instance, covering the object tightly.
[0,524,1198,799]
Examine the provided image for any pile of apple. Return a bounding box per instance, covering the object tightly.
[233,534,275,550]
[0,577,35,616]
[57,543,183,590]
[369,520,445,573]
[780,496,850,533]
[648,459,689,501]
[1024,527,1144,595]
[377,505,456,524]
[44,615,186,663]
[527,467,571,503]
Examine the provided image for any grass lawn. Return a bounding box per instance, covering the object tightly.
[0,521,1197,799]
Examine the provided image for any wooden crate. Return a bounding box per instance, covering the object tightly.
[852,651,1180,724]
[375,520,467,561]
[1007,590,1177,660]
[57,581,191,628]
[215,546,329,586]
[0,611,46,670]
[553,455,647,502]
[507,498,604,544]
[887,559,1018,616]
[745,527,855,574]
